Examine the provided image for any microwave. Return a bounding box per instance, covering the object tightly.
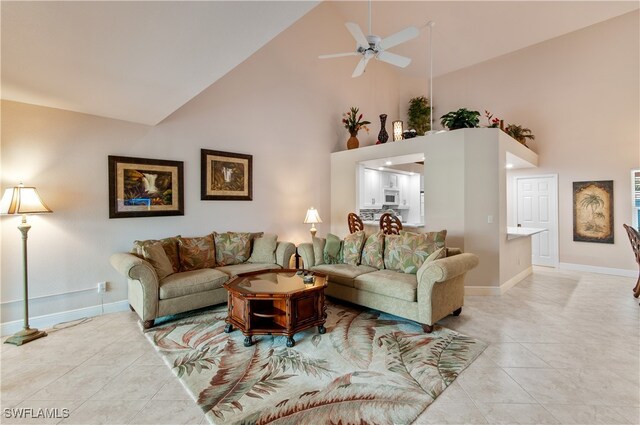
[384,189,399,204]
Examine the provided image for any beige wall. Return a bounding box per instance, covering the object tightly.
[413,11,639,271]
[0,2,402,324]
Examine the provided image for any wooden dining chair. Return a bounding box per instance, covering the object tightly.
[347,213,364,234]
[623,224,640,299]
[380,212,403,235]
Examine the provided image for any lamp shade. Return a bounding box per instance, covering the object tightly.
[303,207,322,224]
[0,186,52,215]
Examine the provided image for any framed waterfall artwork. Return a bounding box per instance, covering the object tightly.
[201,149,253,201]
[573,180,614,244]
[108,155,184,218]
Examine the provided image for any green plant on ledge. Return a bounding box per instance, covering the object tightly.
[407,96,431,135]
[504,124,535,147]
[440,108,480,130]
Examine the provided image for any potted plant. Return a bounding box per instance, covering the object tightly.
[440,108,480,130]
[342,107,370,150]
[504,124,535,147]
[407,96,431,136]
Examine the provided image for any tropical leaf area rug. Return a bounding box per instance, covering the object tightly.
[145,301,486,425]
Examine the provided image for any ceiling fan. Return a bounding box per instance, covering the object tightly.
[319,1,419,78]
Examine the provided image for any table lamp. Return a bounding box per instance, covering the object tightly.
[1,183,52,345]
[303,207,322,238]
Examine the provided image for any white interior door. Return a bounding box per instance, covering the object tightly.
[516,175,558,267]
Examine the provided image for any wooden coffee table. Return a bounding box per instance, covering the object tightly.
[223,269,327,347]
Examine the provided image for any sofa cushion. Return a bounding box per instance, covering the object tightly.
[216,263,282,277]
[354,270,417,302]
[214,232,252,266]
[384,233,430,274]
[310,264,377,288]
[342,230,365,266]
[400,230,447,254]
[312,237,326,266]
[178,235,216,271]
[133,236,181,273]
[159,269,228,300]
[247,234,277,264]
[323,233,343,264]
[360,230,384,269]
[141,242,174,280]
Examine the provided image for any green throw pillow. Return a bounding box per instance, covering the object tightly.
[133,236,181,273]
[361,230,385,269]
[342,230,365,266]
[178,235,216,271]
[384,231,445,274]
[247,234,277,264]
[312,237,326,266]
[214,232,252,266]
[323,233,343,264]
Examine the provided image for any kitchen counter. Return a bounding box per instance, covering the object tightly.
[363,221,425,228]
[507,227,547,240]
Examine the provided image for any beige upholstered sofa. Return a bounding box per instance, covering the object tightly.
[110,233,295,329]
[298,233,478,332]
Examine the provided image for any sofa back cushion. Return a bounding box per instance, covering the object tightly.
[247,234,278,264]
[384,230,447,274]
[214,232,252,266]
[323,233,343,264]
[342,230,366,266]
[133,236,181,273]
[360,230,385,269]
[178,235,216,271]
[141,242,175,280]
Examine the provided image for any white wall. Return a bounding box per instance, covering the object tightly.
[408,11,639,272]
[0,2,402,325]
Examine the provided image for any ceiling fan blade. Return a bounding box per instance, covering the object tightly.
[318,52,359,59]
[377,51,412,68]
[345,22,369,48]
[379,26,419,50]
[352,56,371,78]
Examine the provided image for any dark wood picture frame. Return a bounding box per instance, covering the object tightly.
[201,149,253,201]
[108,155,184,219]
[573,180,614,243]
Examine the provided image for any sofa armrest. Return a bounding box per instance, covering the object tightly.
[110,253,160,320]
[297,243,314,269]
[417,252,478,285]
[275,241,296,268]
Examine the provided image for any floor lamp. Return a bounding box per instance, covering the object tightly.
[1,184,52,346]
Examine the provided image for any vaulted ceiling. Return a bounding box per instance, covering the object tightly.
[2,1,637,126]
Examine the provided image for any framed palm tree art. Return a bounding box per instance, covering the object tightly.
[573,180,614,243]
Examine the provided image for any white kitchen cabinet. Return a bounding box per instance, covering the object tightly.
[361,168,382,209]
[397,174,410,209]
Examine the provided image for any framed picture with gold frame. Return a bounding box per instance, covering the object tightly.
[201,149,252,201]
[573,180,614,243]
[108,155,184,218]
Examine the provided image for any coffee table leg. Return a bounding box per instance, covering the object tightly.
[286,336,295,348]
[224,323,233,333]
[318,325,326,334]
[244,336,253,347]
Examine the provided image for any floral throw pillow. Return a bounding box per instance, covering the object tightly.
[133,236,181,273]
[385,231,446,274]
[361,230,385,269]
[342,230,365,266]
[214,232,252,266]
[178,235,216,271]
[399,230,447,255]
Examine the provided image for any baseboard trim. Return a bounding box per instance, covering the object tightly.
[465,266,533,296]
[558,262,636,278]
[1,300,130,337]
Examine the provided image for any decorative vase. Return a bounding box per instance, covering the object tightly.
[377,114,389,143]
[347,131,359,150]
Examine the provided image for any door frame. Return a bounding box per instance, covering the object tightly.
[513,174,559,268]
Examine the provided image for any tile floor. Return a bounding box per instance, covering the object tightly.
[1,267,639,425]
